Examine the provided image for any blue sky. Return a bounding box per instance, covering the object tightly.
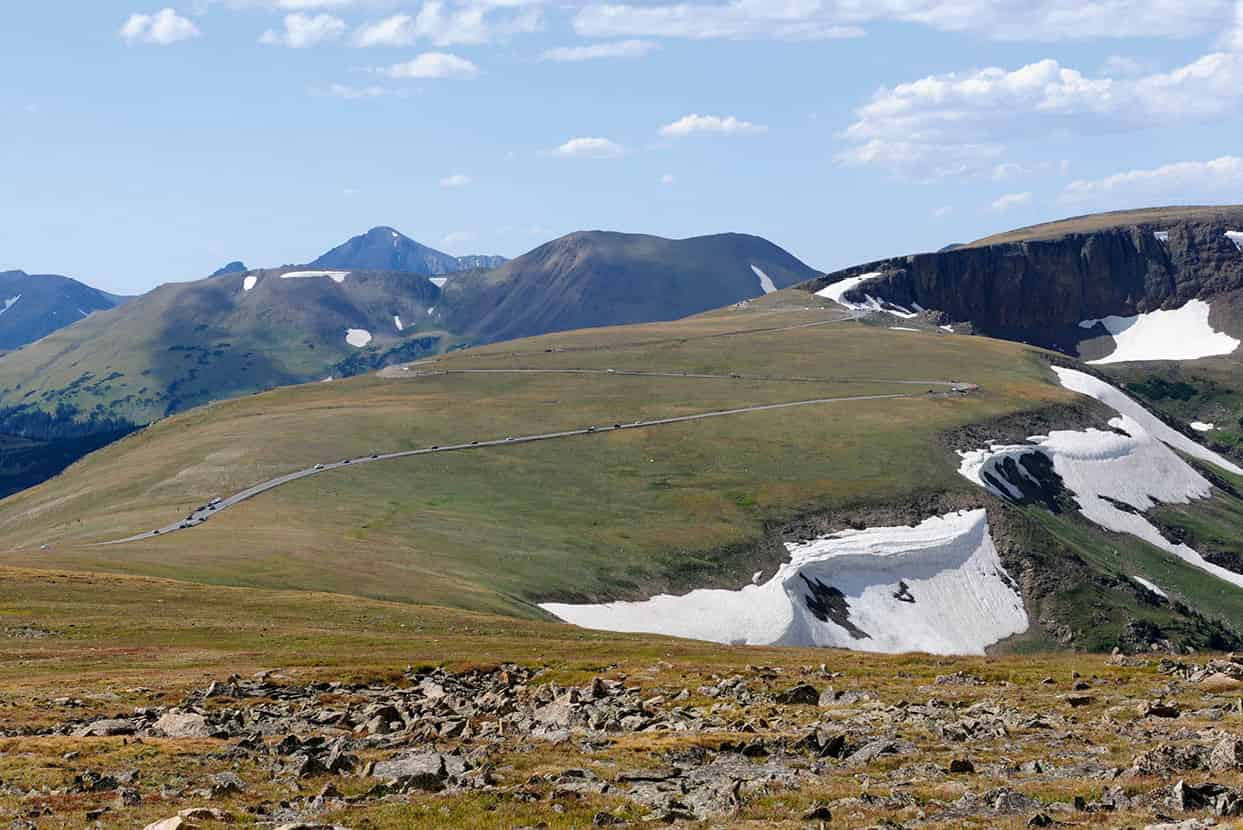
[3,1,1243,294]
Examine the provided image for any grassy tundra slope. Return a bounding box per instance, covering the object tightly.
[1,289,1241,649]
[0,297,1063,614]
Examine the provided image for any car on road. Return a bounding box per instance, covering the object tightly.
[314,463,325,470]
[152,529,161,535]
[431,445,439,450]
[371,454,379,459]
[586,426,597,433]
[342,459,351,464]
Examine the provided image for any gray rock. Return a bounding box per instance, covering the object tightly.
[152,711,212,739]
[73,718,138,737]
[371,751,447,790]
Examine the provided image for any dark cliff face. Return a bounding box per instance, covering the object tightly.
[810,211,1243,351]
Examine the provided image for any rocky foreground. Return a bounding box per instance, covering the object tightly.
[5,653,1243,829]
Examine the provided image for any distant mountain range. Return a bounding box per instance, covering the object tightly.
[0,270,127,352]
[0,228,817,436]
[312,227,506,276]
[443,231,819,343]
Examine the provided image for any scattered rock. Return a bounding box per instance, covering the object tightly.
[773,683,820,705]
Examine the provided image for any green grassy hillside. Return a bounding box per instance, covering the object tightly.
[0,300,1062,614]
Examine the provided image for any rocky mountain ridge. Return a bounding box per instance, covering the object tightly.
[807,206,1243,353]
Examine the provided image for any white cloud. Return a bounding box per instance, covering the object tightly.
[541,39,657,61]
[353,3,541,47]
[1226,0,1243,51]
[384,52,480,79]
[260,13,345,47]
[991,192,1033,212]
[661,173,675,185]
[573,0,1231,43]
[838,52,1243,179]
[659,113,767,138]
[931,205,953,218]
[120,8,201,45]
[1061,156,1243,206]
[440,173,472,187]
[315,83,390,99]
[574,2,863,41]
[991,162,1025,182]
[554,137,625,158]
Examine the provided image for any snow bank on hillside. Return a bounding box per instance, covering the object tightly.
[0,295,20,315]
[1079,299,1239,364]
[1053,367,1242,475]
[1154,231,1169,243]
[394,315,404,331]
[243,276,257,292]
[430,278,448,288]
[1191,421,1215,432]
[282,270,349,284]
[958,367,1243,591]
[1133,576,1168,599]
[542,509,1028,655]
[345,328,372,348]
[1228,232,1243,251]
[751,265,777,294]
[890,326,919,332]
[815,273,918,319]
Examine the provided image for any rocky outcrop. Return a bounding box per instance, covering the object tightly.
[807,208,1243,352]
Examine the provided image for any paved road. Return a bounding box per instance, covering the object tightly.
[99,385,969,546]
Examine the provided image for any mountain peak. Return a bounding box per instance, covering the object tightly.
[210,261,248,277]
[312,228,506,276]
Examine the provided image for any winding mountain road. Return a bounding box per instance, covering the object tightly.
[100,371,976,546]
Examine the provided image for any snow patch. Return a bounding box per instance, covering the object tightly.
[751,265,777,295]
[281,270,350,284]
[0,295,21,315]
[541,509,1028,656]
[815,273,918,319]
[1154,231,1169,243]
[429,277,449,289]
[940,325,955,333]
[427,306,437,315]
[1227,231,1243,252]
[958,367,1243,592]
[889,326,920,332]
[242,276,258,292]
[1133,576,1168,599]
[393,315,404,331]
[1191,421,1215,432]
[345,328,372,348]
[1078,299,1239,364]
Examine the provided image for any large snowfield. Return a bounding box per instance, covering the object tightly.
[542,509,1029,655]
[751,265,778,295]
[345,328,372,348]
[815,273,919,319]
[959,367,1243,592]
[1079,299,1240,364]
